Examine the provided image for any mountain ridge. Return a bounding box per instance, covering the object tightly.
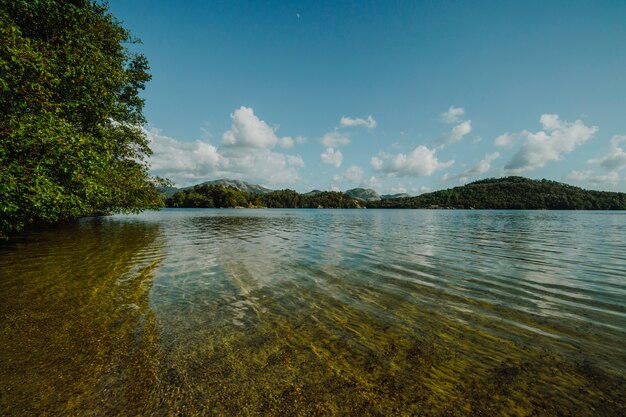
[185,179,272,195]
[345,188,381,202]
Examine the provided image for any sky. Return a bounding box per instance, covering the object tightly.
[109,0,626,194]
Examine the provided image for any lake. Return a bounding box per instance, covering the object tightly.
[1,209,624,416]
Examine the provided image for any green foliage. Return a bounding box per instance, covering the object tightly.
[261,189,361,208]
[0,0,166,239]
[165,186,363,209]
[166,185,254,208]
[368,177,626,210]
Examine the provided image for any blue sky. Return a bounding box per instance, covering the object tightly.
[109,0,626,193]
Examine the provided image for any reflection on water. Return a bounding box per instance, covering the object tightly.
[1,209,625,416]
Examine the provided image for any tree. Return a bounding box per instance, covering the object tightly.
[0,0,166,239]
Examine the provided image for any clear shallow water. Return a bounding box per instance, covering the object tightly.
[0,209,625,416]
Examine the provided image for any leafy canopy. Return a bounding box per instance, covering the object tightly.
[166,185,363,209]
[0,0,166,238]
[368,177,626,210]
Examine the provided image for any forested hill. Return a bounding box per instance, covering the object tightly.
[166,184,362,209]
[367,177,626,210]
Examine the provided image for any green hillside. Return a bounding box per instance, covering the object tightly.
[166,185,363,209]
[368,177,626,210]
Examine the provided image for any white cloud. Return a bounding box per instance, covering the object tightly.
[440,106,465,124]
[444,152,500,183]
[199,127,212,140]
[566,170,620,185]
[333,165,364,183]
[340,115,377,129]
[363,176,383,189]
[279,137,295,149]
[471,152,500,175]
[371,145,454,177]
[320,147,343,167]
[391,186,407,194]
[223,149,304,184]
[320,131,351,148]
[147,107,305,186]
[287,155,305,167]
[505,114,598,173]
[494,133,515,148]
[436,120,472,147]
[222,106,284,149]
[588,135,626,172]
[147,129,224,185]
[318,114,376,152]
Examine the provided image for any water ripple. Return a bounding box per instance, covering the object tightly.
[1,209,625,415]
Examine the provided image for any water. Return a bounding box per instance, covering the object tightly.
[1,209,624,416]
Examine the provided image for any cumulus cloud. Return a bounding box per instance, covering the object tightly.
[340,115,377,129]
[443,152,500,183]
[435,120,472,147]
[363,176,383,189]
[470,152,500,175]
[505,114,598,173]
[494,133,515,148]
[146,129,224,184]
[390,186,407,194]
[371,145,454,177]
[279,136,295,149]
[440,106,465,124]
[147,107,305,186]
[320,131,351,148]
[320,147,343,167]
[318,114,376,153]
[566,170,620,185]
[333,165,364,183]
[588,135,626,172]
[223,149,304,184]
[222,106,283,149]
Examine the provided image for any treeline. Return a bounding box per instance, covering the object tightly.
[368,177,626,210]
[166,185,362,209]
[166,177,626,211]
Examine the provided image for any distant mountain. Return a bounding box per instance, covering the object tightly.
[381,193,410,200]
[368,177,626,210]
[158,179,272,199]
[303,189,323,196]
[184,179,273,195]
[345,188,381,202]
[157,186,180,199]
